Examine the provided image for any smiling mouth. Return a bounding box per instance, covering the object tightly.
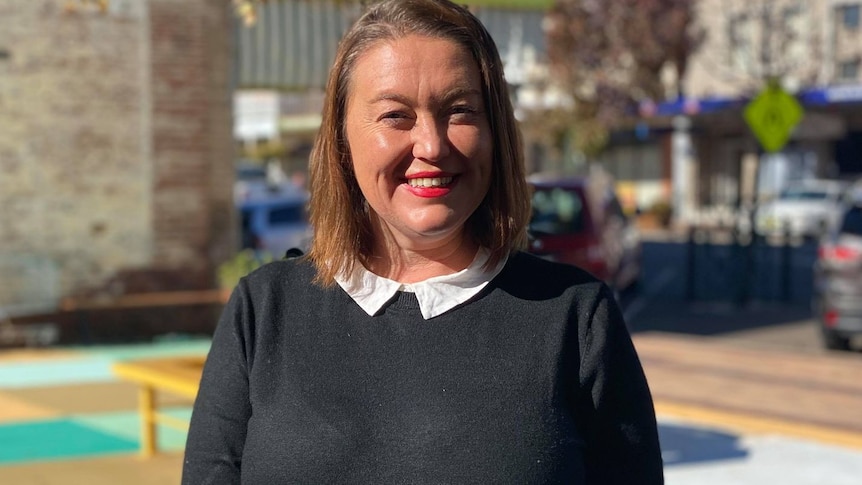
[407,176,454,188]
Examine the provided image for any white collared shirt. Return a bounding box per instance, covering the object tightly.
[334,248,507,320]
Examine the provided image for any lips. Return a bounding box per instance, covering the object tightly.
[404,173,457,198]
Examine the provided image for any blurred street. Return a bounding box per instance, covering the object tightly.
[2,0,861,483]
[628,229,862,483]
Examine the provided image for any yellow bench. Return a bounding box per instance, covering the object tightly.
[112,356,206,457]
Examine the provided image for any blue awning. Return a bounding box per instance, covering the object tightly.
[643,83,862,118]
[797,85,862,106]
[636,95,745,119]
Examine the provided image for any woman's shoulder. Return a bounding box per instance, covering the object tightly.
[498,251,608,299]
[239,256,318,292]
[505,251,602,283]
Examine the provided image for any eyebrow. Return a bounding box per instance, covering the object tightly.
[369,87,483,106]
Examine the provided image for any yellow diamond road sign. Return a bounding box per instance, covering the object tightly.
[744,83,804,153]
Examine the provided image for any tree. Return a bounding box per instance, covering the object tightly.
[541,0,704,156]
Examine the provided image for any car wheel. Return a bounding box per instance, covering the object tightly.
[822,330,852,351]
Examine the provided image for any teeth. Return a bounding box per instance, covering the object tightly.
[408,177,453,188]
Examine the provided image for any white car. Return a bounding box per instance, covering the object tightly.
[755,180,847,238]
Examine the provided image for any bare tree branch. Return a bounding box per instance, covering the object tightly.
[543,0,704,155]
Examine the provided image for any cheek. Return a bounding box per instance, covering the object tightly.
[451,126,492,160]
[351,130,405,172]
[349,139,399,199]
[346,131,378,177]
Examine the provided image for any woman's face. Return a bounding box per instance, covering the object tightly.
[344,35,493,252]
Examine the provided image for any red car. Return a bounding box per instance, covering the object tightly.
[527,174,642,292]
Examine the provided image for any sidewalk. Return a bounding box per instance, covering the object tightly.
[0,339,209,484]
[626,270,862,485]
[637,331,862,449]
[660,415,862,485]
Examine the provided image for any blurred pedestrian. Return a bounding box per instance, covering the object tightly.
[183,0,663,483]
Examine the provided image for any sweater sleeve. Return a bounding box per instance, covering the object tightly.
[576,285,664,484]
[182,279,254,485]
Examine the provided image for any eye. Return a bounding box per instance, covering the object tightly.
[381,111,407,119]
[450,105,477,115]
[379,110,414,128]
[448,104,482,124]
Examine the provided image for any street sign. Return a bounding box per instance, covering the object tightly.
[744,82,804,153]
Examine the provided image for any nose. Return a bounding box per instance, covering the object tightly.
[411,115,450,162]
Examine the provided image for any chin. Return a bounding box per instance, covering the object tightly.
[410,225,458,238]
[393,208,473,240]
[403,220,465,240]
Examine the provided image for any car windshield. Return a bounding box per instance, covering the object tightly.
[840,207,862,236]
[778,188,830,200]
[236,164,266,182]
[529,187,586,235]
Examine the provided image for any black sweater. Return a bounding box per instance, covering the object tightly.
[182,251,663,484]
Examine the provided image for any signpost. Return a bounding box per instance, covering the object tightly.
[743,81,804,153]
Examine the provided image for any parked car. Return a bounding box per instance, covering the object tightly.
[238,186,311,257]
[754,179,847,238]
[812,183,862,351]
[234,161,268,202]
[527,173,641,292]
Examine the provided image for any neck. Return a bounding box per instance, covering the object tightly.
[365,229,479,284]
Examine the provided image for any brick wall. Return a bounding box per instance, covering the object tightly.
[149,0,234,273]
[0,0,234,311]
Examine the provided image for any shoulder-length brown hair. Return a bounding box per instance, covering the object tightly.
[307,0,530,285]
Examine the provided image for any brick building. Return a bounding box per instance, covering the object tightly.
[0,0,234,317]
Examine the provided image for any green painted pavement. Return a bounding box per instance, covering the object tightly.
[0,419,138,464]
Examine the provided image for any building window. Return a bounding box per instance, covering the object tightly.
[727,12,753,71]
[840,4,860,29]
[838,59,860,80]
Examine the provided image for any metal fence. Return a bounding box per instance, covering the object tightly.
[684,224,818,305]
[0,254,61,346]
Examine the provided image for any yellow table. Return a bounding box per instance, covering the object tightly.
[112,356,205,457]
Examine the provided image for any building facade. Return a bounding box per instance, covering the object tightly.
[667,0,862,219]
[0,0,234,315]
[596,0,862,222]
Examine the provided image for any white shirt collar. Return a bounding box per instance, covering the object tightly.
[334,248,507,320]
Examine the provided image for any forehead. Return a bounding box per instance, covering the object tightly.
[346,34,483,94]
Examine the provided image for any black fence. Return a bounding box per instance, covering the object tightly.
[684,222,818,305]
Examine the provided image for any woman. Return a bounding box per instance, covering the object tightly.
[183,0,663,483]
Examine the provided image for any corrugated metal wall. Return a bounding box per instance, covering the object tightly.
[234,0,362,90]
[233,0,548,91]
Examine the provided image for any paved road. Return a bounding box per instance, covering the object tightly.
[636,332,862,446]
